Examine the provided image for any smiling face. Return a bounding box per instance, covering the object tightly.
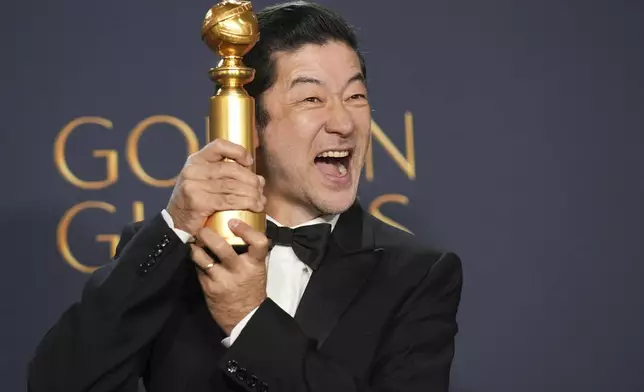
[257,40,371,225]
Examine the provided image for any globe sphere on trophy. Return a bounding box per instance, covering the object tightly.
[201,1,265,250]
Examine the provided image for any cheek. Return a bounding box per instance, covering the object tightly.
[350,105,371,127]
[285,112,325,155]
[354,112,372,144]
[263,129,312,174]
[293,110,327,135]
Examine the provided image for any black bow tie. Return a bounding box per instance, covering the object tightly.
[265,220,332,270]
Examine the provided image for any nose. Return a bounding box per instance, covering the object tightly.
[325,99,354,137]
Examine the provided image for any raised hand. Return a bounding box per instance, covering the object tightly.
[190,219,270,334]
[166,138,266,236]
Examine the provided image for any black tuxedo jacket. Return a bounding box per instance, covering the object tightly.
[28,202,463,392]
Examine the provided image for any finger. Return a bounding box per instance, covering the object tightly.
[195,227,239,269]
[228,219,270,262]
[181,163,213,181]
[197,193,263,213]
[194,139,253,167]
[213,161,262,188]
[187,178,261,199]
[190,244,225,279]
[184,161,260,189]
[215,178,263,199]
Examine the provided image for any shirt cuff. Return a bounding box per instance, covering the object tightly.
[221,307,259,348]
[161,209,194,243]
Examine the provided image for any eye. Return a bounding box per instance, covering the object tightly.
[303,97,322,103]
[349,93,367,100]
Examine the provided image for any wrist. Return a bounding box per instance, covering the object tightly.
[165,205,199,235]
[220,295,267,335]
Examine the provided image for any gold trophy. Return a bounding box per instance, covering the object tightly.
[201,1,265,249]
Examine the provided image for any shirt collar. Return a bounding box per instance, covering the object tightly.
[266,214,340,232]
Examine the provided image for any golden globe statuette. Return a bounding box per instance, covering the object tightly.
[201,1,265,249]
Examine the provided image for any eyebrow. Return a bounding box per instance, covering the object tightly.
[290,76,322,89]
[346,72,366,87]
[289,72,366,90]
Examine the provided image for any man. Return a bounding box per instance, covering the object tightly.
[28,2,463,391]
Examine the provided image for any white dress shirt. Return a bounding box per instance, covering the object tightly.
[160,209,339,347]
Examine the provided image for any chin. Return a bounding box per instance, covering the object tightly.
[311,188,357,215]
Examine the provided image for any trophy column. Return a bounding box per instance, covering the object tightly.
[201,1,265,248]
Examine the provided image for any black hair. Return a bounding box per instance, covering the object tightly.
[242,1,367,129]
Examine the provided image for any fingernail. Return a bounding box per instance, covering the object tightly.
[258,175,265,187]
[229,219,240,228]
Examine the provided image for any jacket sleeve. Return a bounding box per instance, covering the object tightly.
[217,252,463,392]
[27,212,191,392]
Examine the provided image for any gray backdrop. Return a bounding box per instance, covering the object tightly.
[2,0,643,391]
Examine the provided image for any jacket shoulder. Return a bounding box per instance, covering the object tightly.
[368,214,443,254]
[367,214,461,273]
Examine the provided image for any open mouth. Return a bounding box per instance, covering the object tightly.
[314,149,352,178]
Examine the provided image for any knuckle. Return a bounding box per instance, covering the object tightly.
[196,227,208,237]
[186,151,198,164]
[252,193,262,205]
[255,237,269,250]
[234,145,247,158]
[222,178,236,193]
[223,194,236,206]
[211,138,225,150]
[251,174,260,187]
[240,197,253,209]
[181,180,197,196]
[182,164,197,179]
[210,239,229,255]
[248,188,258,200]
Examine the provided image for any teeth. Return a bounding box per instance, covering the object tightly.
[338,163,347,176]
[317,150,350,158]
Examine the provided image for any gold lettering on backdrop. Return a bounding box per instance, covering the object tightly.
[95,234,120,262]
[57,201,145,273]
[366,111,416,181]
[57,201,116,273]
[368,194,412,234]
[95,202,144,259]
[132,201,145,222]
[54,117,118,189]
[126,115,200,187]
[55,111,418,273]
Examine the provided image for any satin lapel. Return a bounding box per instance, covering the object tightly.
[294,201,383,348]
[294,247,383,348]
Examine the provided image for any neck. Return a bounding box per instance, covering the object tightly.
[264,193,321,228]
